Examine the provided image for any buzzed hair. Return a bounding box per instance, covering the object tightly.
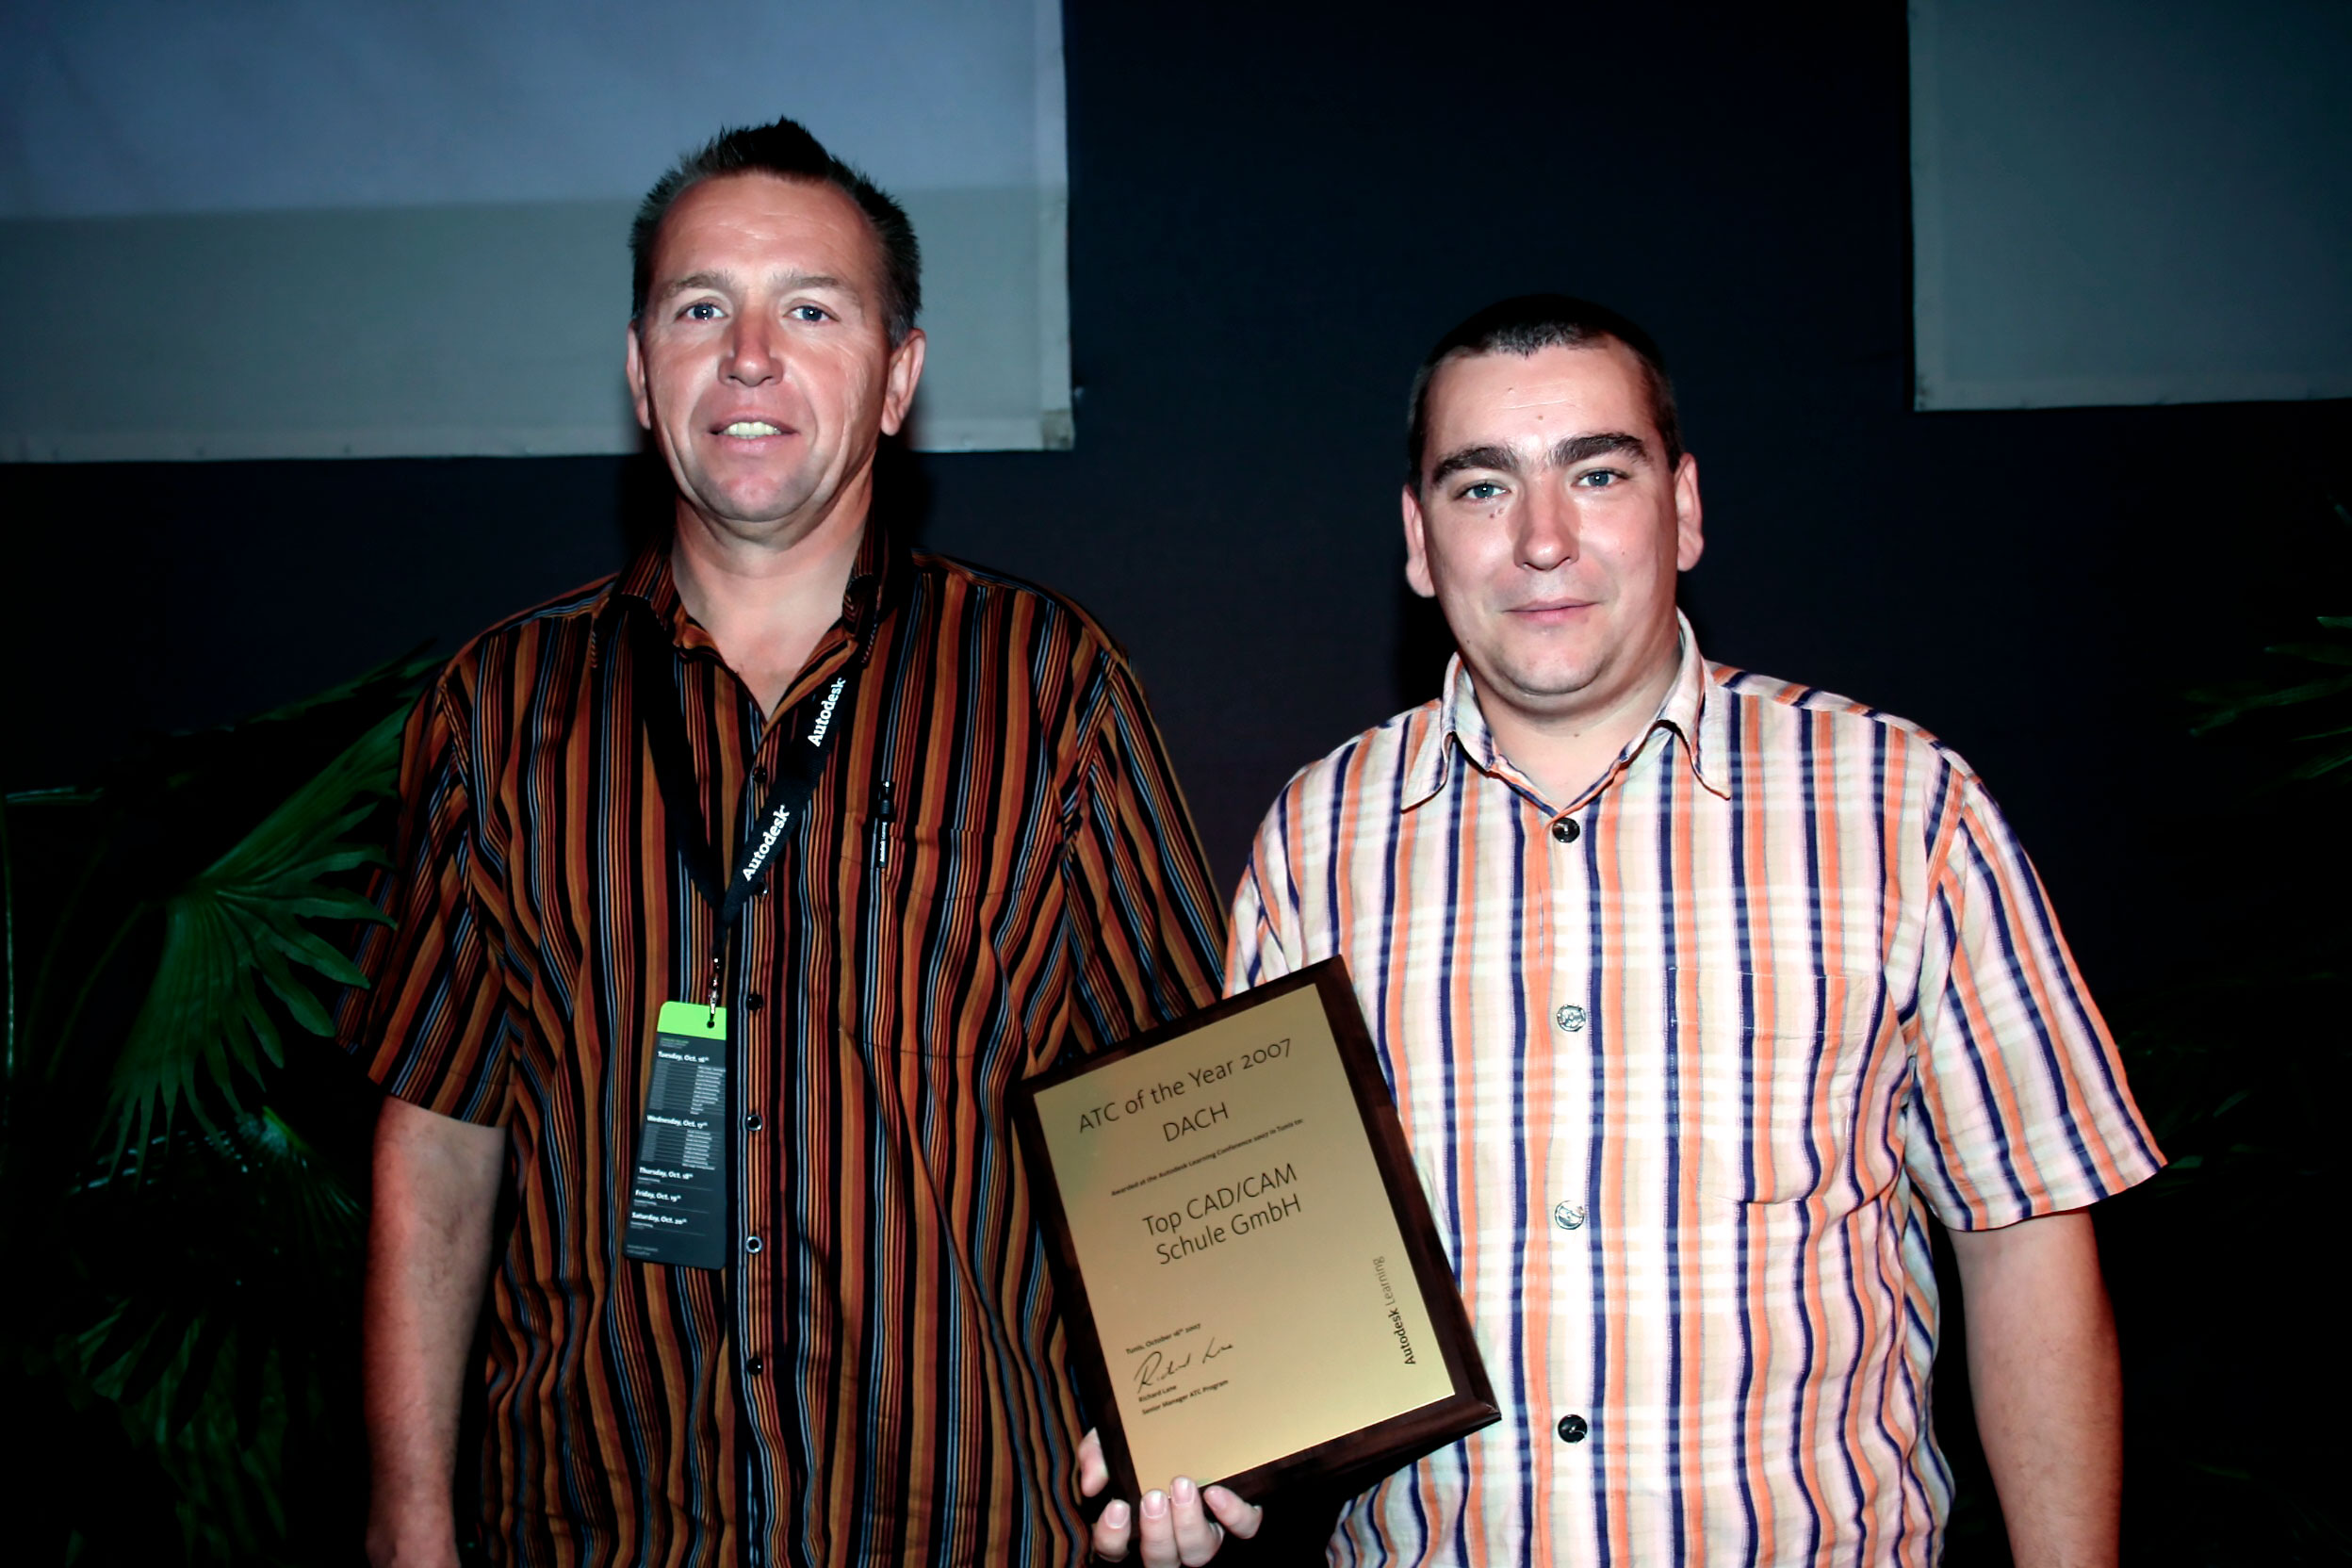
[1405,295,1682,487]
[629,116,923,345]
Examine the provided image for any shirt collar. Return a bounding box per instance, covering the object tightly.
[1401,610,1730,811]
[595,519,899,673]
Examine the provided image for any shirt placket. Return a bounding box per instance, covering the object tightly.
[726,620,873,1563]
[729,694,798,1558]
[1540,786,1601,1560]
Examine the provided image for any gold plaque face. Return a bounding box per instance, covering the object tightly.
[1017,961,1496,1499]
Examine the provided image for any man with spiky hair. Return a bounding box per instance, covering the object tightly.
[347,118,1242,1568]
[1224,295,2164,1566]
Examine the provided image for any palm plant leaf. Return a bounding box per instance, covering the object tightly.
[8,654,427,1561]
[2185,508,2352,784]
[105,703,406,1163]
[2187,666,2352,732]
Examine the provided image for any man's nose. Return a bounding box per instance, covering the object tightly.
[724,317,781,385]
[1518,482,1579,571]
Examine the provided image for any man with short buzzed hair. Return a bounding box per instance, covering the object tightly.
[1226,295,2163,1566]
[348,117,1232,1568]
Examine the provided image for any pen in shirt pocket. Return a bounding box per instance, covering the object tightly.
[874,778,895,866]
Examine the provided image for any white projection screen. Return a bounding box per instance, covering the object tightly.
[1910,0,2351,410]
[0,0,1071,460]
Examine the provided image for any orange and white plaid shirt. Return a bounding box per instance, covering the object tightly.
[1229,618,2161,1567]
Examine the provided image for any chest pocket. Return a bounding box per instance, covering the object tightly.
[1681,968,1886,1210]
[841,813,1038,1057]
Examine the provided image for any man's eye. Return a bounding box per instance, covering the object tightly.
[1459,481,1506,502]
[1575,468,1625,488]
[789,303,830,323]
[683,302,722,321]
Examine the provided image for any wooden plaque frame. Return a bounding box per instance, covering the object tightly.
[1013,957,1498,1503]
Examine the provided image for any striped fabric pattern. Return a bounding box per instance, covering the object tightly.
[342,531,1225,1568]
[1229,618,2161,1568]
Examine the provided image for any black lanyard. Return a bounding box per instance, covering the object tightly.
[627,602,861,945]
[617,585,876,1276]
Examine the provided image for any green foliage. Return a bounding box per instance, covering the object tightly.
[2102,499,2352,1565]
[1,656,432,1564]
[2187,501,2352,786]
[2148,505,2352,1207]
[1935,498,2352,1568]
[106,707,400,1163]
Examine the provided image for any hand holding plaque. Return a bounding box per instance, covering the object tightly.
[1014,959,1497,1507]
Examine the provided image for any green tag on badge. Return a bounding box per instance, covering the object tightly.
[656,1001,727,1041]
[622,1002,730,1269]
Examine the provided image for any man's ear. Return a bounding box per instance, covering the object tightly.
[1402,482,1437,599]
[1673,452,1706,573]
[878,328,928,437]
[625,322,652,432]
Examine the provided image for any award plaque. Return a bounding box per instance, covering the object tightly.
[1013,958,1498,1502]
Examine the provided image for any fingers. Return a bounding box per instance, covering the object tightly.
[1162,1478,1231,1566]
[1202,1484,1264,1541]
[1086,1471,1258,1566]
[1090,1495,1134,1561]
[1135,1486,1183,1567]
[1096,1483,1212,1568]
[1078,1428,1107,1498]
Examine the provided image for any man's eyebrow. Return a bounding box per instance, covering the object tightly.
[772,270,856,298]
[657,270,859,302]
[660,270,737,302]
[1428,433,1652,486]
[1552,432,1649,467]
[1429,445,1521,484]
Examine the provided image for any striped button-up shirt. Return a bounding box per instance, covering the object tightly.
[1229,619,2161,1567]
[342,530,1224,1567]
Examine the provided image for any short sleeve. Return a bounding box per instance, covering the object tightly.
[1055,650,1226,1050]
[337,677,517,1125]
[1226,787,1306,998]
[1903,777,2164,1228]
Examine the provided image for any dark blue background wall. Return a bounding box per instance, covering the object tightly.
[10,2,2346,1004]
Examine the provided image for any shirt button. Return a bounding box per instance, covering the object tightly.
[745,1112,763,1132]
[751,765,769,785]
[745,1356,764,1375]
[1554,1004,1587,1033]
[745,1235,763,1254]
[1558,1413,1589,1444]
[1552,1201,1587,1232]
[745,992,765,1011]
[1551,818,1580,844]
